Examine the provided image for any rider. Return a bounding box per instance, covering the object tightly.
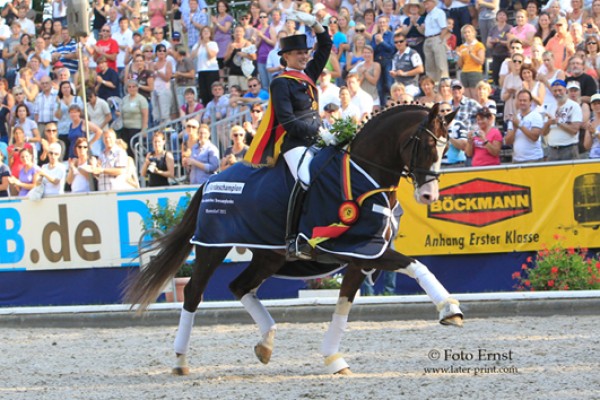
[244,11,332,261]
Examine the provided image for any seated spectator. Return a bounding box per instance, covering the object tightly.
[322,102,341,130]
[86,88,112,156]
[440,102,468,168]
[141,131,175,187]
[225,84,246,119]
[73,55,98,97]
[520,63,545,111]
[0,151,9,197]
[10,87,34,127]
[94,129,129,191]
[584,93,600,158]
[54,80,84,156]
[38,142,66,195]
[475,81,497,118]
[96,56,120,101]
[243,103,263,145]
[242,77,269,104]
[339,85,361,123]
[346,73,373,121]
[38,123,65,165]
[201,81,228,123]
[345,31,367,75]
[416,76,440,107]
[501,53,525,128]
[450,79,481,132]
[121,80,149,157]
[116,138,140,189]
[537,50,566,112]
[66,137,96,193]
[220,125,248,171]
[318,69,340,116]
[66,104,103,160]
[183,123,219,185]
[388,82,407,105]
[565,54,598,103]
[179,87,203,121]
[390,32,423,98]
[8,148,40,196]
[499,39,523,87]
[356,45,381,109]
[7,126,34,177]
[266,31,287,81]
[505,89,545,163]
[465,108,502,167]
[13,103,41,155]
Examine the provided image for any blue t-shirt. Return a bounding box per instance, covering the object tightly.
[244,89,269,101]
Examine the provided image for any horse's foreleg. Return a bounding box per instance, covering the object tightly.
[396,259,463,327]
[173,246,230,375]
[321,268,364,375]
[229,250,286,365]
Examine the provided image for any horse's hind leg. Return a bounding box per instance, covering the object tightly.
[321,267,364,375]
[229,250,286,365]
[173,245,231,375]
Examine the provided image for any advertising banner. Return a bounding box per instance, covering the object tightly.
[394,162,600,256]
[0,186,252,272]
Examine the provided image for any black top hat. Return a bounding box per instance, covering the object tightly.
[278,34,311,55]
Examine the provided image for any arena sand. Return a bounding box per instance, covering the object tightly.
[1,315,598,400]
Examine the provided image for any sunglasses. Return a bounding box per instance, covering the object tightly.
[355,29,365,33]
[77,145,88,149]
[330,20,338,23]
[157,49,166,53]
[13,92,23,95]
[249,84,258,88]
[260,15,268,18]
[45,128,57,132]
[394,40,405,44]
[143,49,153,52]
[512,59,523,63]
[589,42,598,45]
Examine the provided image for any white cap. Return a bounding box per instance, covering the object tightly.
[312,3,326,14]
[566,80,581,90]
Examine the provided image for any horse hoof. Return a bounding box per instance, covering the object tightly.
[336,367,353,375]
[441,315,464,327]
[254,343,272,364]
[172,354,190,376]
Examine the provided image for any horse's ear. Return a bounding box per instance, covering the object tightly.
[428,102,441,124]
[445,110,458,125]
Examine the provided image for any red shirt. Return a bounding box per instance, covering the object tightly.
[95,38,119,71]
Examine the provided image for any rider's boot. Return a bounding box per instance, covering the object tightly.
[285,182,312,261]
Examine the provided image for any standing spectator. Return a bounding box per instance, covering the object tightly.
[450,80,481,133]
[192,26,219,108]
[29,37,52,78]
[506,89,545,163]
[179,88,203,120]
[338,85,361,123]
[33,76,57,135]
[447,0,472,47]
[212,0,234,79]
[86,88,112,156]
[400,1,426,62]
[147,0,167,34]
[220,125,249,171]
[125,53,154,107]
[38,122,65,165]
[346,31,367,74]
[73,55,98,97]
[141,131,175,187]
[565,55,598,103]
[114,17,134,88]
[184,0,209,52]
[266,30,287,80]
[255,10,277,87]
[546,17,576,71]
[52,0,67,27]
[183,123,219,185]
[390,32,423,97]
[355,45,381,109]
[537,50,566,113]
[542,79,582,161]
[465,108,502,167]
[92,0,110,40]
[242,77,269,104]
[173,46,197,108]
[224,26,257,92]
[15,7,34,36]
[420,0,449,82]
[507,10,536,57]
[201,82,228,124]
[417,75,441,106]
[499,39,523,87]
[243,103,264,144]
[151,44,173,124]
[95,129,128,191]
[456,25,485,99]
[67,137,95,192]
[54,81,83,157]
[8,147,39,196]
[51,27,78,74]
[501,53,525,128]
[0,151,10,197]
[584,93,600,158]
[371,14,394,106]
[439,102,468,167]
[536,12,556,46]
[317,69,340,115]
[346,73,373,121]
[478,0,499,51]
[520,63,545,111]
[94,24,119,72]
[66,105,103,159]
[0,79,15,144]
[475,81,497,116]
[13,103,40,155]
[38,142,66,195]
[121,80,149,156]
[7,126,33,177]
[96,56,120,100]
[2,21,23,88]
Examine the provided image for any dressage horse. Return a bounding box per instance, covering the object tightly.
[125,103,463,376]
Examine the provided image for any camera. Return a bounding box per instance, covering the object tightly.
[148,161,157,173]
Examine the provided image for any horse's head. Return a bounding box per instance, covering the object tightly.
[350,103,455,204]
[403,103,454,205]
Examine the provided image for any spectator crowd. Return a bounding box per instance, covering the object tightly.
[1,0,600,199]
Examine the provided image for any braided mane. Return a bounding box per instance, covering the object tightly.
[354,102,432,139]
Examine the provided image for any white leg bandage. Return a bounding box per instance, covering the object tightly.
[321,298,352,356]
[241,293,276,336]
[173,309,196,355]
[283,146,313,186]
[398,260,450,306]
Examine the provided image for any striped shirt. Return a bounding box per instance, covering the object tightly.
[52,39,79,73]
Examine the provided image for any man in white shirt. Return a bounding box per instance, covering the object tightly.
[317,69,340,116]
[419,0,449,82]
[16,7,35,36]
[113,17,133,81]
[542,80,582,161]
[346,73,374,121]
[506,89,544,163]
[86,88,112,156]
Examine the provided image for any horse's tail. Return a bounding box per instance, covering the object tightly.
[123,186,204,313]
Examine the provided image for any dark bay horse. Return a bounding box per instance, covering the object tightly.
[125,103,463,376]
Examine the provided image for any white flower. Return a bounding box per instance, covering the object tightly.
[319,127,338,146]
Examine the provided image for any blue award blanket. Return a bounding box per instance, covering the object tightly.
[191,147,394,259]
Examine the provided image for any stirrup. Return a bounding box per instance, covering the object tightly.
[286,237,312,261]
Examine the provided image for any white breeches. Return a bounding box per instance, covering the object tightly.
[284,146,314,187]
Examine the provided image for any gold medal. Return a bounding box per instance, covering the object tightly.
[312,101,318,110]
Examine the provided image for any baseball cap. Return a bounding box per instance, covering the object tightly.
[172,31,181,40]
[551,79,567,88]
[451,79,463,89]
[313,3,326,14]
[53,61,64,69]
[591,93,600,102]
[324,103,339,112]
[566,80,580,90]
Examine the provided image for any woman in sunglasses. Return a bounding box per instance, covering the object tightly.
[220,125,248,171]
[39,142,66,195]
[67,137,96,193]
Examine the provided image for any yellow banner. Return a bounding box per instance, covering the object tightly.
[394,162,600,256]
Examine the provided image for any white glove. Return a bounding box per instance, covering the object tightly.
[286,10,317,27]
